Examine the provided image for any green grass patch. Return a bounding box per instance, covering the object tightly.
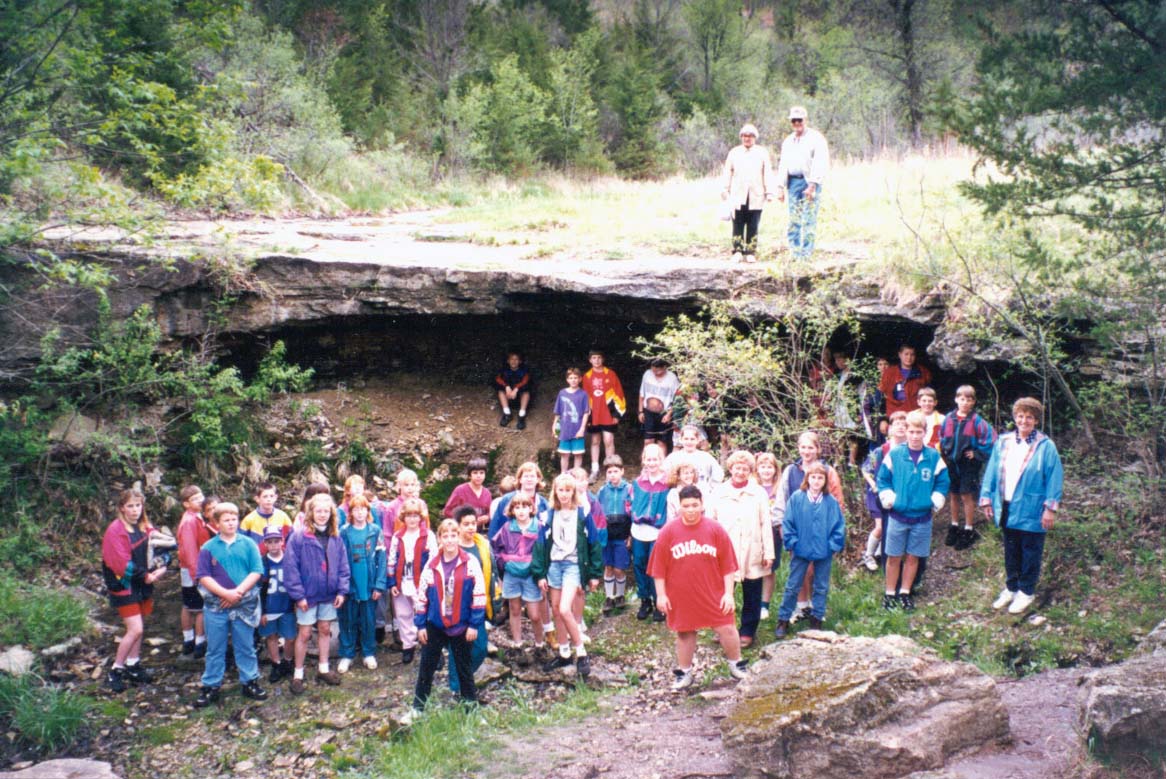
[0,675,92,751]
[0,574,89,649]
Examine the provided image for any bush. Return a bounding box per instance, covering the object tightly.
[0,675,91,751]
[0,575,89,649]
[0,516,53,577]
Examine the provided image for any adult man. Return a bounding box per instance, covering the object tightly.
[776,106,830,260]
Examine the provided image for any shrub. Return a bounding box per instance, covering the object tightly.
[0,575,89,649]
[0,675,91,751]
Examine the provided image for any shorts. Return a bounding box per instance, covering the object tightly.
[117,598,154,619]
[602,540,630,569]
[546,560,582,591]
[558,438,585,455]
[587,423,619,434]
[948,462,984,495]
[181,585,204,612]
[884,518,932,559]
[258,612,298,639]
[295,601,339,626]
[642,409,672,440]
[502,574,542,603]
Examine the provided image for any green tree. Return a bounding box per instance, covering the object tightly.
[462,55,549,173]
[542,29,608,170]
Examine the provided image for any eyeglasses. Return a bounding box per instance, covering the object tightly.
[790,119,804,124]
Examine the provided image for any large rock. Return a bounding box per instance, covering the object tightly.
[1079,617,1166,756]
[721,631,1010,779]
[0,760,118,779]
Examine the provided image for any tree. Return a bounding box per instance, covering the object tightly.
[683,0,748,106]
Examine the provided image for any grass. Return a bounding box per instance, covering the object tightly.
[0,574,90,650]
[0,675,92,751]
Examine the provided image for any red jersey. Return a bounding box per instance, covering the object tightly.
[582,367,626,426]
[647,517,738,632]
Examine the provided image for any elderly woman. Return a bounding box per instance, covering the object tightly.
[979,397,1063,615]
[720,123,775,263]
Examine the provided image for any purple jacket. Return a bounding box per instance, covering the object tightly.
[284,528,351,607]
[490,519,540,578]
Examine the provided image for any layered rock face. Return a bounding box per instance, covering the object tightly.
[1080,618,1166,756]
[721,631,1010,779]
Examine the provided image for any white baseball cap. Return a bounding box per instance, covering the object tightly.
[739,123,759,138]
[789,106,808,120]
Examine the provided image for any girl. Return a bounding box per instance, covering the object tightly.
[488,462,549,538]
[338,475,383,527]
[775,462,846,637]
[774,431,844,621]
[293,483,330,532]
[284,493,350,694]
[531,475,603,678]
[411,519,486,713]
[665,461,699,523]
[755,452,781,620]
[490,494,545,663]
[387,498,436,665]
[442,457,493,530]
[708,451,774,648]
[102,489,167,692]
[338,495,387,673]
[663,425,725,490]
[382,469,429,536]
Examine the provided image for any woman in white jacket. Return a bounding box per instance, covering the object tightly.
[720,123,775,263]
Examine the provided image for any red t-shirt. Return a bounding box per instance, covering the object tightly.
[582,367,624,426]
[647,517,739,632]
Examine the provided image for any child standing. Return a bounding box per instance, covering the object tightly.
[877,410,950,611]
[648,485,749,690]
[638,358,680,454]
[387,498,436,665]
[102,489,167,692]
[495,351,532,429]
[176,484,209,658]
[532,475,603,678]
[411,519,486,713]
[940,386,996,550]
[339,475,384,527]
[665,460,699,523]
[916,388,944,449]
[774,463,846,637]
[663,425,725,490]
[596,455,634,614]
[258,525,296,684]
[490,494,546,663]
[583,350,626,477]
[284,493,350,693]
[859,412,907,571]
[450,505,498,692]
[338,495,387,673]
[194,502,267,707]
[631,443,670,622]
[381,469,429,535]
[878,344,932,416]
[488,462,549,538]
[554,368,591,473]
[241,483,292,546]
[755,452,781,620]
[442,457,493,530]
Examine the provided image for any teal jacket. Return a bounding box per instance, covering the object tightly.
[980,431,1063,534]
[530,507,604,584]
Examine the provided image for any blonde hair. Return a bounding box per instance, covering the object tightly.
[305,493,339,536]
[667,459,697,488]
[514,462,544,492]
[116,488,151,532]
[506,493,535,516]
[916,387,937,400]
[549,473,578,511]
[725,449,756,472]
[436,518,460,536]
[905,410,927,430]
[955,385,977,400]
[799,462,830,491]
[796,430,821,453]
[342,474,365,505]
[400,497,427,519]
[395,468,419,486]
[212,502,240,521]
[642,442,665,460]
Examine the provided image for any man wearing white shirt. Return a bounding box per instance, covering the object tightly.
[776,106,830,260]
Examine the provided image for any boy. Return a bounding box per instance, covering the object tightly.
[878,344,932,416]
[449,506,497,693]
[877,410,950,611]
[649,485,748,690]
[258,525,296,683]
[194,502,267,707]
[638,358,680,454]
[176,484,209,657]
[940,385,996,550]
[582,350,626,477]
[861,356,890,444]
[553,368,590,473]
[631,443,669,622]
[338,496,387,673]
[495,351,532,430]
[916,388,944,449]
[240,483,292,547]
[859,411,907,571]
[597,456,633,614]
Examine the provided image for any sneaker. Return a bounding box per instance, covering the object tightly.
[731,251,743,263]
[499,412,512,427]
[105,668,127,693]
[899,593,915,612]
[729,659,749,680]
[516,416,527,431]
[956,527,980,550]
[808,616,823,630]
[576,655,592,678]
[193,641,207,659]
[337,658,351,674]
[742,253,757,264]
[671,668,694,691]
[760,607,770,621]
[651,607,666,623]
[241,680,268,701]
[181,639,195,655]
[399,709,417,728]
[289,677,306,695]
[882,593,899,611]
[124,663,153,684]
[601,597,615,616]
[1008,592,1034,614]
[193,686,220,708]
[542,655,573,673]
[944,524,960,547]
[401,648,414,665]
[862,554,879,572]
[317,670,342,686]
[268,659,287,683]
[363,656,378,670]
[636,599,654,621]
[992,588,1016,610]
[774,620,790,639]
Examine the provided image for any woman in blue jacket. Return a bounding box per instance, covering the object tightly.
[980,397,1063,615]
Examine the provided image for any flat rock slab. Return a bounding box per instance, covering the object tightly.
[722,631,1010,779]
[0,760,118,779]
[1081,651,1166,757]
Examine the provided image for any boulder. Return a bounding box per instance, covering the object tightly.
[721,631,1010,779]
[0,760,118,779]
[1079,618,1166,756]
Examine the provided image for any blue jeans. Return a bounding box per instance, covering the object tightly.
[202,608,259,688]
[1001,502,1046,595]
[338,598,377,659]
[777,555,833,621]
[786,177,822,260]
[449,624,488,693]
[632,539,657,601]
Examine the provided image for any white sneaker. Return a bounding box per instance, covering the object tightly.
[992,589,1016,610]
[759,607,770,621]
[731,251,743,263]
[580,631,592,645]
[729,659,749,680]
[862,554,879,572]
[671,668,694,691]
[363,656,377,670]
[337,658,351,674]
[1008,592,1034,614]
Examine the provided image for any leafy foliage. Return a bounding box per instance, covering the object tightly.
[0,674,92,751]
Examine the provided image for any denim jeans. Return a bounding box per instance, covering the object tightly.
[202,607,259,688]
[338,598,377,659]
[786,177,822,260]
[632,538,657,601]
[777,555,833,621]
